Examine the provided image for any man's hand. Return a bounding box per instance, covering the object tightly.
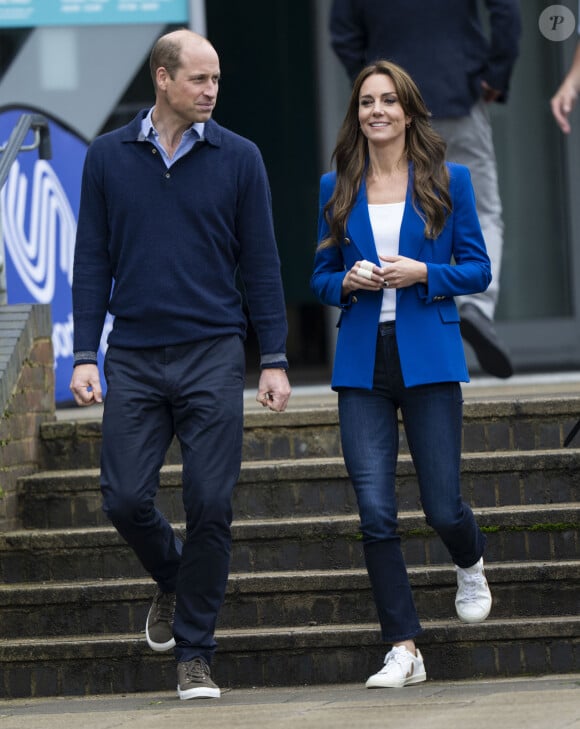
[256,368,291,412]
[481,80,502,103]
[551,42,580,134]
[551,79,579,134]
[69,363,103,406]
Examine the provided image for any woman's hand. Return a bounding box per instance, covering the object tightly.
[341,256,427,298]
[379,255,427,289]
[342,259,385,297]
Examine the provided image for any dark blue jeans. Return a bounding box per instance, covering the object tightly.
[338,323,485,642]
[100,336,245,663]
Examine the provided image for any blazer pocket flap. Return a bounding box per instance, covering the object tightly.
[438,300,460,324]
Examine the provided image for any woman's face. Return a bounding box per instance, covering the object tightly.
[358,73,411,147]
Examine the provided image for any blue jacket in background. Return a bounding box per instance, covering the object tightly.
[311,163,492,389]
[329,0,521,118]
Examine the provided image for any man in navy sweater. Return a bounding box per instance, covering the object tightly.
[330,0,521,378]
[69,29,291,699]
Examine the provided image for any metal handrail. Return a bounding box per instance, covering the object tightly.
[0,113,52,304]
[0,113,52,188]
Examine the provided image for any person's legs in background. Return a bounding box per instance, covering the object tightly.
[433,101,513,378]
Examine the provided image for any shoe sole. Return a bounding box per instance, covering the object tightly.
[178,686,221,700]
[366,671,427,689]
[460,318,513,379]
[146,634,176,651]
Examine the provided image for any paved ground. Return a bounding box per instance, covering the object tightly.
[0,675,579,729]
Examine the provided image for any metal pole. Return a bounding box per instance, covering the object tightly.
[0,198,5,305]
[188,0,207,36]
[0,113,51,305]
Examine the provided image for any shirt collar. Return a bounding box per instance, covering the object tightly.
[140,107,205,141]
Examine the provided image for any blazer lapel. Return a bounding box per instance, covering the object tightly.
[346,179,380,262]
[398,182,426,260]
[399,164,428,260]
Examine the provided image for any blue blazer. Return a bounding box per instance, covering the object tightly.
[311,163,491,389]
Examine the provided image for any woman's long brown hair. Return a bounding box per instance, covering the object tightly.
[320,60,451,249]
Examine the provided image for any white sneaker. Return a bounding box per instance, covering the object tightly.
[455,557,492,623]
[365,646,427,688]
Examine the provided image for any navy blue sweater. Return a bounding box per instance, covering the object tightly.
[330,0,521,118]
[73,112,288,368]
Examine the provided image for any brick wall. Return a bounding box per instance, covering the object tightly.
[0,304,55,530]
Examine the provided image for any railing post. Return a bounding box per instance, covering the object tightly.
[0,113,52,305]
[0,206,5,305]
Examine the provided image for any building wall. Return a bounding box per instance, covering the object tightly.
[0,304,55,530]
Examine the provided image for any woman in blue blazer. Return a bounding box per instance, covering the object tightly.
[311,61,493,689]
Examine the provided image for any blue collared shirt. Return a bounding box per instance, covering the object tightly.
[140,108,204,167]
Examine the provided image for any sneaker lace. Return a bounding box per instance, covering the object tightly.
[154,591,176,621]
[184,658,210,682]
[384,646,412,672]
[458,572,483,601]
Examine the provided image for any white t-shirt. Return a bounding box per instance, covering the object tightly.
[368,202,405,322]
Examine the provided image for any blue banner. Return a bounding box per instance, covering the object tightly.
[0,107,111,404]
[0,0,188,28]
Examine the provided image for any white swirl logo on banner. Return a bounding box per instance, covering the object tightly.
[0,107,109,403]
[2,158,75,303]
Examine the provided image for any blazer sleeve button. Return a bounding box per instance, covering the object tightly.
[352,296,358,304]
[344,237,351,245]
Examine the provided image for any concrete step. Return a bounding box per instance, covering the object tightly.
[16,449,580,529]
[0,561,577,639]
[40,395,580,469]
[1,616,578,698]
[1,503,578,582]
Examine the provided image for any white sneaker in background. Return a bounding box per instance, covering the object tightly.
[455,557,493,623]
[365,645,427,688]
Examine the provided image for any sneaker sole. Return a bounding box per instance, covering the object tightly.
[146,634,176,651]
[366,671,427,689]
[178,686,221,700]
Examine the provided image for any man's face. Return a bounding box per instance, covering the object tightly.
[158,42,220,124]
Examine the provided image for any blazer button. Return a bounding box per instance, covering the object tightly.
[344,237,351,245]
[352,296,358,304]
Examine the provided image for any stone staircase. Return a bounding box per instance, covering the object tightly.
[0,393,579,697]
